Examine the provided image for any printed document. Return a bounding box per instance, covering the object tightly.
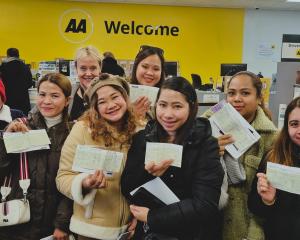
[267,162,300,195]
[129,84,159,106]
[145,142,183,168]
[209,100,260,159]
[72,145,124,173]
[3,129,50,153]
[130,177,180,205]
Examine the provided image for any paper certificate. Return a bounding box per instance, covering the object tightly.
[129,84,159,106]
[145,142,183,168]
[267,162,300,195]
[3,129,51,153]
[209,100,260,159]
[72,145,124,173]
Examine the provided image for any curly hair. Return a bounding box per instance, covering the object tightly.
[79,86,138,147]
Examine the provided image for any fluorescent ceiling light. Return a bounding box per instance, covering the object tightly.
[287,0,300,2]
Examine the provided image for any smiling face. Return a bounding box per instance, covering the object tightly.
[288,107,300,146]
[226,74,261,123]
[96,85,127,124]
[136,54,162,87]
[76,56,101,90]
[37,81,69,118]
[156,89,189,139]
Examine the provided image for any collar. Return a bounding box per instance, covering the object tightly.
[0,105,12,123]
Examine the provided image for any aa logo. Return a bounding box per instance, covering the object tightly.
[59,9,93,44]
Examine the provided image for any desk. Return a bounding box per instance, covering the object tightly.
[196,90,226,117]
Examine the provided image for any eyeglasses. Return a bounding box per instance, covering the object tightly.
[139,45,164,55]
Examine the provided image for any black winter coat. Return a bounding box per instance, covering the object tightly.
[0,112,73,240]
[101,57,125,76]
[0,59,32,114]
[121,118,224,240]
[248,145,300,240]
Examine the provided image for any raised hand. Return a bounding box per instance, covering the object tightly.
[256,172,276,205]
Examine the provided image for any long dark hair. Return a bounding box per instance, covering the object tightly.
[267,97,300,166]
[155,76,198,144]
[131,47,165,88]
[228,71,272,120]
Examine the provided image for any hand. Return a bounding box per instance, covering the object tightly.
[145,159,173,177]
[256,172,276,205]
[130,205,149,223]
[6,121,29,133]
[218,134,234,156]
[82,170,107,191]
[132,96,151,118]
[127,217,137,239]
[53,228,68,240]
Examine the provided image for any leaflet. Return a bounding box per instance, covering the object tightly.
[130,177,180,205]
[209,100,260,159]
[267,162,300,195]
[72,145,124,173]
[129,84,159,106]
[3,129,50,153]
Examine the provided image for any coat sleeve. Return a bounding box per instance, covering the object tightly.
[24,64,33,89]
[147,136,224,235]
[56,121,94,202]
[121,131,155,200]
[54,193,73,233]
[0,139,10,178]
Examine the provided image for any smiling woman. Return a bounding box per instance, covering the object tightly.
[56,73,143,240]
[0,73,74,240]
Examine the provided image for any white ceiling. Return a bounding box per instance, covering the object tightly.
[68,0,300,11]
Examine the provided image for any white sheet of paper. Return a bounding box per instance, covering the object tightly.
[267,162,300,195]
[40,235,53,240]
[129,84,159,106]
[209,101,260,159]
[145,142,183,168]
[3,129,51,153]
[72,145,124,173]
[130,177,180,205]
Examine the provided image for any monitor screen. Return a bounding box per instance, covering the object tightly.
[220,63,247,76]
[165,61,178,77]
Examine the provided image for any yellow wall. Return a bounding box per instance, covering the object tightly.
[0,0,244,82]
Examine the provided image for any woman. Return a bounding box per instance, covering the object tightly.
[130,45,165,120]
[69,45,102,121]
[0,73,73,240]
[121,76,224,239]
[248,97,300,240]
[203,71,277,240]
[56,73,141,240]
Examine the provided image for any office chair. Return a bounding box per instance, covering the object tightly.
[191,74,202,90]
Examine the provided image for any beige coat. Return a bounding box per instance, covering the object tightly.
[203,107,277,240]
[56,121,131,239]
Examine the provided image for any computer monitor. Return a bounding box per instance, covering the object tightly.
[220,63,247,76]
[165,61,178,77]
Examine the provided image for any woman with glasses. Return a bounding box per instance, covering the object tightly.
[56,74,142,240]
[130,45,166,120]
